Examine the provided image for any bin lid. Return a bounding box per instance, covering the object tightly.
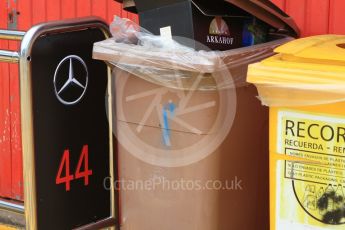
[226,0,299,37]
[247,35,345,107]
[274,34,345,62]
[115,0,299,37]
[116,0,251,15]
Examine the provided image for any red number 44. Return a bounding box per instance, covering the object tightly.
[56,145,93,191]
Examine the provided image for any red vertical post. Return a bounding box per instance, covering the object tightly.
[46,0,61,21]
[61,0,76,19]
[9,58,22,200]
[91,0,107,21]
[121,8,129,19]
[285,0,307,37]
[17,0,33,31]
[329,0,345,34]
[107,1,122,23]
[7,0,24,201]
[0,0,12,198]
[32,0,46,24]
[304,0,330,36]
[77,0,91,18]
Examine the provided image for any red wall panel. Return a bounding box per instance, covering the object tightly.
[32,0,47,24]
[304,0,330,36]
[46,1,61,21]
[0,0,12,199]
[107,1,122,24]
[77,0,92,18]
[7,0,23,201]
[92,0,108,20]
[61,0,77,19]
[271,0,345,36]
[285,0,307,36]
[17,0,32,31]
[9,61,22,200]
[329,0,345,34]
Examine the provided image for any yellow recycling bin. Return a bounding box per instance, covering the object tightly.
[247,35,345,230]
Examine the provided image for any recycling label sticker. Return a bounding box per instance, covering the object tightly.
[277,110,345,228]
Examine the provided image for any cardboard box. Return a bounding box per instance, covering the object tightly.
[94,36,295,230]
[113,69,269,230]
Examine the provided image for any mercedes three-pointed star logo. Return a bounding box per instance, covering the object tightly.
[53,55,88,105]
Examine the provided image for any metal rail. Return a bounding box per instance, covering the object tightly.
[0,29,24,63]
[0,30,25,41]
[0,199,24,214]
[0,50,19,63]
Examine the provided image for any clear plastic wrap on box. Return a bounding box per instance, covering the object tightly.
[94,16,293,91]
